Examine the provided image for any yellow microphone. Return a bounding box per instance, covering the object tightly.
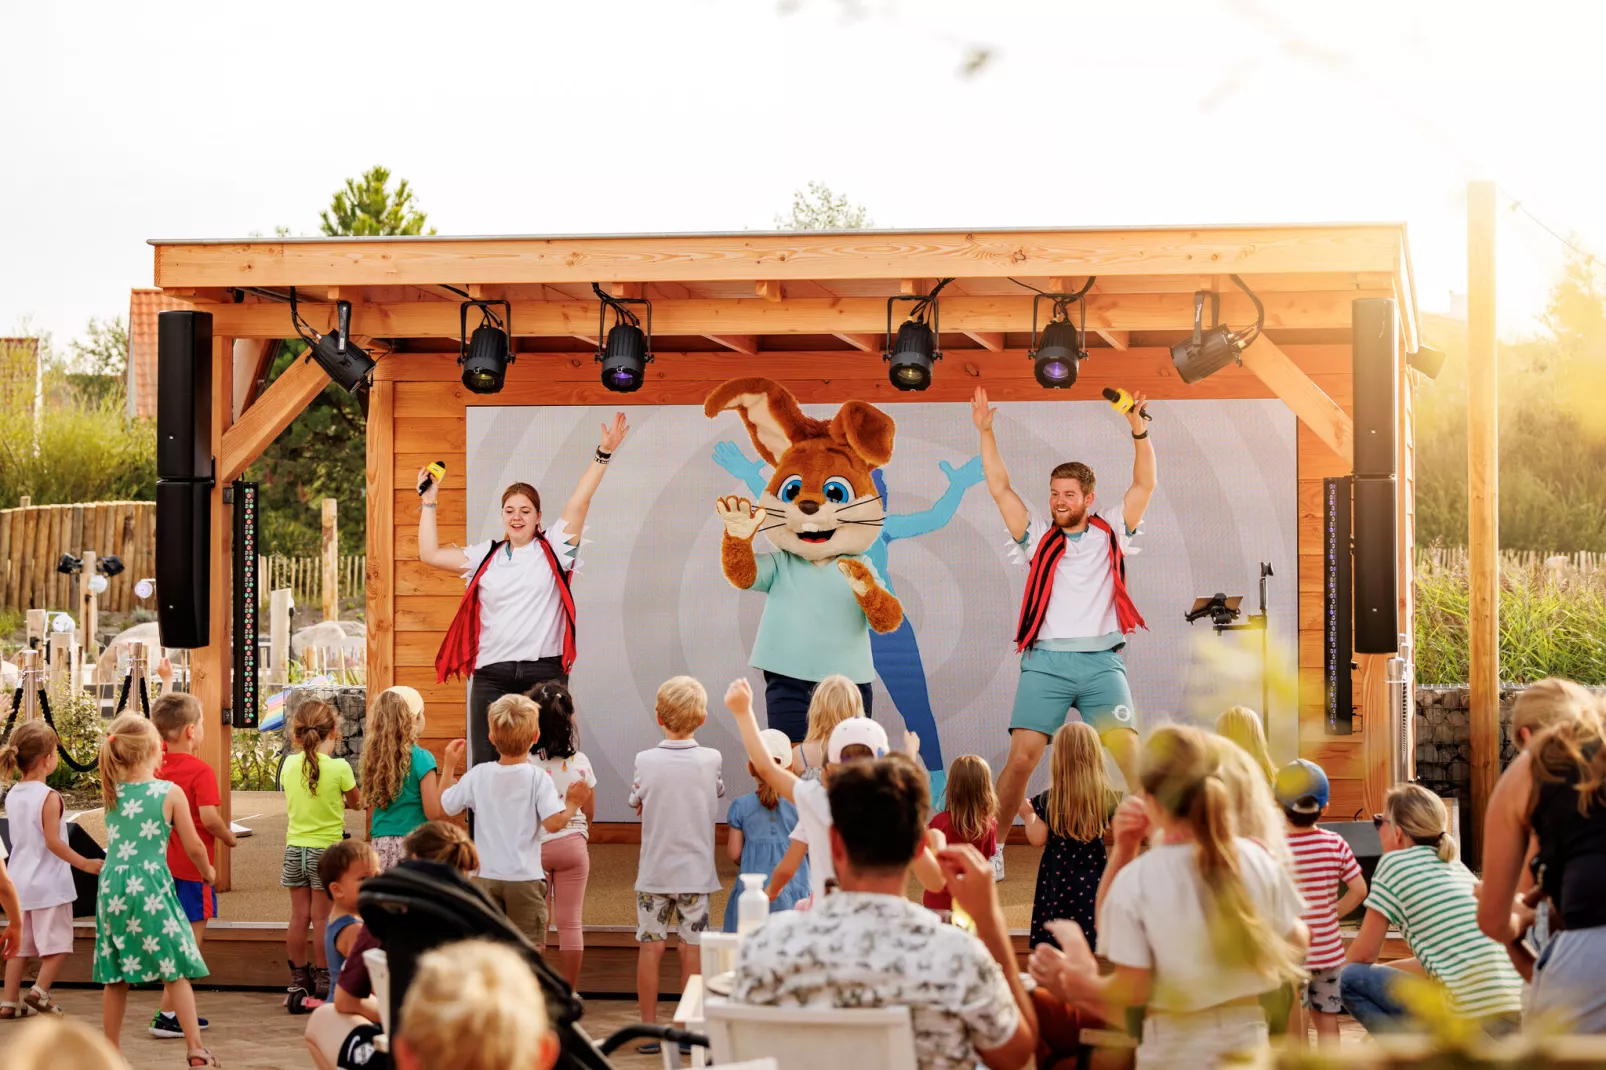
[1102,387,1152,422]
[417,461,446,496]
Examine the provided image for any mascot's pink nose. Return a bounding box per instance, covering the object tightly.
[797,500,820,515]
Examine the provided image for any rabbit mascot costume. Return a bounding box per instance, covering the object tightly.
[706,378,903,742]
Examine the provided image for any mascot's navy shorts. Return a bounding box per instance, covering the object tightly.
[762,671,875,744]
[1009,647,1136,738]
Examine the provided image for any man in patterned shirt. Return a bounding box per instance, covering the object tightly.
[732,755,1038,1070]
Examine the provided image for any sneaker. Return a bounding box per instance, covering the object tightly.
[147,1011,210,1037]
[990,844,1006,883]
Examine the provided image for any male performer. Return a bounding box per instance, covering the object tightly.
[972,386,1156,831]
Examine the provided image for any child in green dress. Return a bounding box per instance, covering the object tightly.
[94,714,217,1067]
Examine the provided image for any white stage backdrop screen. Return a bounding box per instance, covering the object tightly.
[465,400,1297,822]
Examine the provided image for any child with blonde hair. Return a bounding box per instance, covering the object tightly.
[629,676,723,1048]
[1216,706,1276,785]
[923,755,998,913]
[1030,724,1308,1068]
[3,1017,125,1070]
[0,722,103,1019]
[723,728,809,930]
[282,699,359,1009]
[440,693,590,949]
[93,714,216,1066]
[791,674,865,782]
[1212,736,1290,866]
[362,686,444,869]
[1017,721,1116,948]
[394,940,559,1070]
[1510,676,1597,750]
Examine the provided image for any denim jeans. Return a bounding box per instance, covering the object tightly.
[1340,963,1411,1034]
[467,657,567,766]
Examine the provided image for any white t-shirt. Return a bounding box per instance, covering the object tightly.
[1010,509,1137,650]
[629,740,725,894]
[1098,838,1304,1013]
[532,752,596,843]
[788,777,835,904]
[439,761,565,882]
[461,519,579,670]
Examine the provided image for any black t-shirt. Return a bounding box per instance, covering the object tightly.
[1535,743,1606,931]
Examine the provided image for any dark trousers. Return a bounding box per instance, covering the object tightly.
[761,670,875,744]
[467,657,567,767]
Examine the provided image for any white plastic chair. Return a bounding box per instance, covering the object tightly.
[362,948,391,1051]
[703,1001,917,1070]
[699,931,742,979]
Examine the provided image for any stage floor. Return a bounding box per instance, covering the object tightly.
[68,791,1048,929]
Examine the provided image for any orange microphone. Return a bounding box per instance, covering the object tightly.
[1103,387,1152,422]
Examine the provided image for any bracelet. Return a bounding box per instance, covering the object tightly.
[1132,430,1149,440]
[422,503,437,509]
[594,447,612,464]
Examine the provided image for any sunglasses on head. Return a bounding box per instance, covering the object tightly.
[1372,813,1387,830]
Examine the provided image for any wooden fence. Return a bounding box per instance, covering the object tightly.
[0,501,155,613]
[1419,547,1606,576]
[258,554,367,608]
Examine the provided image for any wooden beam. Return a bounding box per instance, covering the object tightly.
[962,331,1004,351]
[705,335,758,355]
[238,339,281,413]
[756,280,783,303]
[1047,277,1089,295]
[901,278,937,296]
[217,353,332,484]
[411,284,469,302]
[1238,335,1354,462]
[466,284,504,300]
[153,226,1405,288]
[366,379,396,703]
[1094,329,1130,350]
[206,290,1381,341]
[1467,180,1499,857]
[834,333,881,352]
[192,335,234,890]
[607,282,644,300]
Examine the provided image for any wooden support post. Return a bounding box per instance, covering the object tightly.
[321,499,339,622]
[1467,181,1500,857]
[366,380,395,697]
[269,588,293,686]
[81,549,98,655]
[1239,335,1355,463]
[48,632,72,695]
[25,609,46,649]
[192,334,235,890]
[16,649,40,722]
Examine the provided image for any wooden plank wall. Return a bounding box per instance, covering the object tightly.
[0,501,155,614]
[373,344,1383,804]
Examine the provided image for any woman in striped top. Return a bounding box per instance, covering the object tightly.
[1341,784,1525,1035]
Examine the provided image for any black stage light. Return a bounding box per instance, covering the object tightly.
[99,554,125,577]
[459,300,514,394]
[593,283,653,393]
[1028,284,1093,389]
[1170,275,1265,385]
[883,279,951,391]
[290,291,375,393]
[56,554,82,575]
[1407,345,1447,381]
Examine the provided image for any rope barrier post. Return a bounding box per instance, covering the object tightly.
[16,649,40,723]
[82,549,99,655]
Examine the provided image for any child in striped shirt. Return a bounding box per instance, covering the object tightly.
[1275,760,1366,1047]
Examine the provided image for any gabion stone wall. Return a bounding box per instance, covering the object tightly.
[1414,684,1605,804]
[283,686,368,779]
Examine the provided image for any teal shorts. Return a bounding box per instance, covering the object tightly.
[1009,646,1138,738]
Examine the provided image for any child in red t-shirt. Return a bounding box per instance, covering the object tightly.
[150,692,237,1040]
[922,755,998,913]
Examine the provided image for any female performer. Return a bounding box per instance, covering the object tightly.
[420,413,628,767]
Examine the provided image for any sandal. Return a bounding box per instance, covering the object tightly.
[0,1001,33,1020]
[22,987,64,1016]
[187,1048,220,1067]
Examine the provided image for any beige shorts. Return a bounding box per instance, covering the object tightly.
[15,903,75,958]
[473,876,549,950]
[635,893,709,944]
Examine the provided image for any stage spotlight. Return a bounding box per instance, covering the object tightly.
[1170,275,1265,385]
[593,283,653,393]
[56,554,81,575]
[99,554,125,577]
[1028,284,1093,389]
[1408,345,1447,381]
[290,291,375,393]
[459,300,514,394]
[884,279,951,391]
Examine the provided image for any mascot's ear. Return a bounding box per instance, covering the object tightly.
[704,378,827,466]
[831,401,895,468]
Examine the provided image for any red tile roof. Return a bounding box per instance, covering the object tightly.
[127,289,190,418]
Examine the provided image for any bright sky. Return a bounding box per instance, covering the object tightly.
[5,0,1604,348]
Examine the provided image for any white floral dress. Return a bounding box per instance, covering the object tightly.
[92,779,209,984]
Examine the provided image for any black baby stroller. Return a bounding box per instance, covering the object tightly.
[358,861,706,1069]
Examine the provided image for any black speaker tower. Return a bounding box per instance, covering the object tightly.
[1324,477,1354,734]
[155,310,216,649]
[1351,297,1399,655]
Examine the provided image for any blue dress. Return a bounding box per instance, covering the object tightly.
[723,792,810,931]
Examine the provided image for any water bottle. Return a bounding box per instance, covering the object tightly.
[736,873,769,935]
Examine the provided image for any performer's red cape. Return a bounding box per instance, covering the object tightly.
[1014,514,1146,653]
[436,538,577,682]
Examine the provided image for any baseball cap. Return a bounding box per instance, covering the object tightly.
[827,717,889,763]
[758,728,794,767]
[1274,759,1330,813]
[382,685,425,717]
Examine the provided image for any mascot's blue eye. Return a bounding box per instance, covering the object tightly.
[823,478,853,504]
[779,476,803,503]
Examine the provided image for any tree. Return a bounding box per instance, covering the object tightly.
[319,167,436,237]
[249,168,435,558]
[775,181,873,230]
[68,317,128,378]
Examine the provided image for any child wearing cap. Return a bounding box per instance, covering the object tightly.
[1275,758,1366,1047]
[722,728,811,930]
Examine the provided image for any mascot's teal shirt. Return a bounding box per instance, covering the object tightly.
[747,551,885,684]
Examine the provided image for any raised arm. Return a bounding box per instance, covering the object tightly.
[971,388,1030,542]
[416,467,468,571]
[724,678,799,804]
[712,440,769,498]
[1120,392,1156,534]
[558,413,629,542]
[883,456,985,542]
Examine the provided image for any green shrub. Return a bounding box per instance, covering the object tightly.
[43,689,106,793]
[0,386,156,508]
